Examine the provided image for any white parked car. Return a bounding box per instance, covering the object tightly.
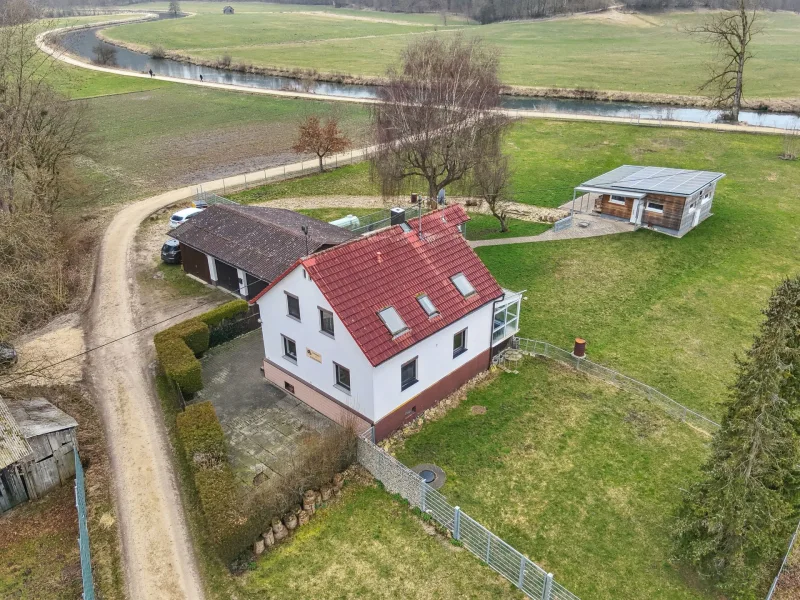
[169,207,203,229]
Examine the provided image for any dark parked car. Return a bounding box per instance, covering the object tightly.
[0,341,18,372]
[161,239,182,264]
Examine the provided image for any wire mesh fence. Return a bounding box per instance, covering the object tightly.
[499,337,720,435]
[356,433,580,600]
[74,450,95,600]
[765,518,800,600]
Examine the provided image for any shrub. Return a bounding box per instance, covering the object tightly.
[218,54,232,68]
[198,299,248,328]
[157,337,203,394]
[150,44,165,59]
[176,402,227,463]
[156,318,210,356]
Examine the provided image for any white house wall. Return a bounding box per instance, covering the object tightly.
[371,302,494,422]
[256,266,376,420]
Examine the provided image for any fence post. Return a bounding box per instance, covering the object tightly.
[420,479,427,513]
[485,532,491,562]
[542,573,553,600]
[517,556,526,589]
[244,173,247,187]
[453,506,461,540]
[222,178,226,195]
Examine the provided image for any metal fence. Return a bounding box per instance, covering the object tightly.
[356,432,580,600]
[346,205,427,235]
[552,214,573,233]
[499,337,720,435]
[766,518,800,600]
[74,450,95,600]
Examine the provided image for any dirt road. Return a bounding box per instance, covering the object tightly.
[85,148,371,600]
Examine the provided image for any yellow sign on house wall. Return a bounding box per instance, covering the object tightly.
[306,348,322,363]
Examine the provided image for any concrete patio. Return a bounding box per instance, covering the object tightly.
[193,330,334,488]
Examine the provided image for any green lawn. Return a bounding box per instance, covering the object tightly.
[396,358,716,600]
[102,6,800,98]
[247,120,798,422]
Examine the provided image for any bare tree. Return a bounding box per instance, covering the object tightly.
[92,43,117,66]
[780,127,798,161]
[372,35,508,203]
[687,0,760,122]
[292,115,351,172]
[168,0,182,17]
[471,136,512,232]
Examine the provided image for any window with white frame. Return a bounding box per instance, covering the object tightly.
[645,201,665,214]
[400,357,418,391]
[492,293,521,344]
[286,293,300,320]
[319,308,334,337]
[609,195,626,206]
[282,334,297,363]
[453,328,467,358]
[334,363,350,392]
[451,273,476,297]
[701,188,712,204]
[417,294,438,317]
[378,306,408,336]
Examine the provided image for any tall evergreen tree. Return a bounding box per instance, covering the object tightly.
[674,276,800,598]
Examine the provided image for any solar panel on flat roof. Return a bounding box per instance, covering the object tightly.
[378,306,409,336]
[580,165,724,196]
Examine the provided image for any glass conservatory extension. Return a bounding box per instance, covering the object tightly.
[492,289,523,344]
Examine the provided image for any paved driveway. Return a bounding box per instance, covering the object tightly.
[194,330,333,487]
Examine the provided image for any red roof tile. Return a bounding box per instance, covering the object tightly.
[301,205,503,366]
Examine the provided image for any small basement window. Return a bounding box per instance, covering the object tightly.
[417,294,438,317]
[451,273,476,297]
[609,195,626,206]
[284,382,295,394]
[378,306,409,336]
[646,201,665,214]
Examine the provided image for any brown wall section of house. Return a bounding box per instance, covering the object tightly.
[373,348,491,441]
[641,193,685,230]
[599,194,634,220]
[263,359,372,434]
[181,244,211,283]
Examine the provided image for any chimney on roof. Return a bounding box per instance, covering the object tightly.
[390,207,406,226]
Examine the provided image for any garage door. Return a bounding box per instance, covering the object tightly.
[215,259,240,293]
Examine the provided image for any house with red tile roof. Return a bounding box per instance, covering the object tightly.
[251,205,523,440]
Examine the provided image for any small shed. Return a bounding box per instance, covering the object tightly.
[573,165,725,237]
[0,396,78,513]
[223,5,234,14]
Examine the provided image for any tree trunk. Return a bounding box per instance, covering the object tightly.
[318,154,324,172]
[499,214,508,232]
[732,53,745,122]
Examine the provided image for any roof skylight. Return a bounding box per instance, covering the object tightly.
[378,307,409,336]
[451,273,476,297]
[417,294,438,317]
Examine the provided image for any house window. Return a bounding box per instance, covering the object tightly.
[284,382,295,394]
[334,363,351,392]
[645,201,665,214]
[319,308,335,337]
[378,306,409,336]
[609,195,626,206]
[417,294,438,317]
[451,273,476,297]
[286,293,300,320]
[400,357,418,391]
[453,328,467,358]
[282,335,297,363]
[701,189,712,204]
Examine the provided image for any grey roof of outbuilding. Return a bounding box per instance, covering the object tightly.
[170,204,357,283]
[0,396,33,469]
[7,398,78,439]
[580,165,725,196]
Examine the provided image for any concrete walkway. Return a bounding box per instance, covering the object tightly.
[37,17,794,135]
[470,213,634,248]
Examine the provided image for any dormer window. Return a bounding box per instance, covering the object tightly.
[451,273,476,297]
[417,294,438,317]
[378,306,408,336]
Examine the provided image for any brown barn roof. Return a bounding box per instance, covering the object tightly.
[170,204,356,283]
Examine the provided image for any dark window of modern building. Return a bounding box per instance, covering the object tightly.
[287,293,300,320]
[401,357,418,391]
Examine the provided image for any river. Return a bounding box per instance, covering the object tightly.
[57,14,800,130]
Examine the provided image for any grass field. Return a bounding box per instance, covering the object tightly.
[395,358,716,600]
[103,4,800,98]
[240,120,800,422]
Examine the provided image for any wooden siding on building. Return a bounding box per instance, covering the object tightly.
[599,194,634,220]
[181,244,211,283]
[641,193,685,231]
[0,465,28,512]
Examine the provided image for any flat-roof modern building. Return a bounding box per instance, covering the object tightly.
[573,165,725,237]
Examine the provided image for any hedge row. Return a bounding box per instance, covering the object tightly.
[154,300,248,395]
[176,401,227,461]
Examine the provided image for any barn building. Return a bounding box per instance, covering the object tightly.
[573,165,725,237]
[251,205,523,440]
[0,396,78,513]
[170,204,356,300]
